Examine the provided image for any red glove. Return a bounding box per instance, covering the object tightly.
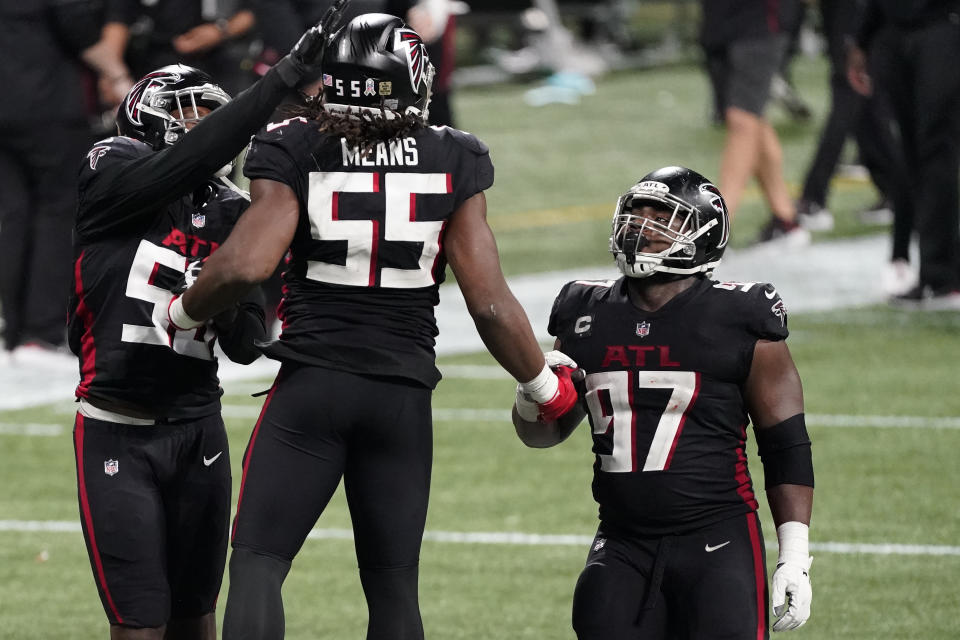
[537,365,579,422]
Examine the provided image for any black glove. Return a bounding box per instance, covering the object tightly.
[172,257,207,296]
[274,0,351,87]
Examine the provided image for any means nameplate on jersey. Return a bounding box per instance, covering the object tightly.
[341,138,419,167]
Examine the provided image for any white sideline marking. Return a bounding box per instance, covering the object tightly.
[1,520,958,556]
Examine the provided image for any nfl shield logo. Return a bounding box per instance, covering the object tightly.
[104,459,119,476]
[636,321,651,337]
[192,212,205,228]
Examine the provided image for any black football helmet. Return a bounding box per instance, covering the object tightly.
[610,166,730,278]
[117,65,231,150]
[321,13,434,118]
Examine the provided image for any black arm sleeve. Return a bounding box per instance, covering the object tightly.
[76,66,299,241]
[214,287,267,365]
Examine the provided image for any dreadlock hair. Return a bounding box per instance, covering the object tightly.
[283,93,427,151]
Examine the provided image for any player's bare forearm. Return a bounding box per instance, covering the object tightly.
[470,296,546,383]
[766,483,813,528]
[446,191,547,382]
[513,404,585,448]
[183,178,298,321]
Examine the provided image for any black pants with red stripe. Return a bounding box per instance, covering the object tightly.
[225,362,432,639]
[572,512,769,640]
[73,413,231,628]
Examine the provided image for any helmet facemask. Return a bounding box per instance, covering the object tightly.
[610,187,720,278]
[144,84,231,147]
[119,66,231,150]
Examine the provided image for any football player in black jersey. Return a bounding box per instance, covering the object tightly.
[166,13,579,640]
[67,7,349,639]
[513,166,815,639]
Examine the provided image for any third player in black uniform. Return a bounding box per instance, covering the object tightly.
[68,11,344,638]
[168,13,578,639]
[513,166,815,639]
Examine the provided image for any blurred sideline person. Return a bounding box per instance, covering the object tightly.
[848,0,960,309]
[168,13,579,639]
[0,0,129,365]
[795,0,914,295]
[118,0,257,96]
[68,18,336,639]
[699,0,810,246]
[386,0,465,127]
[513,167,815,639]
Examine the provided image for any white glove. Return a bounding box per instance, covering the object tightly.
[514,350,578,422]
[544,350,578,369]
[771,522,813,632]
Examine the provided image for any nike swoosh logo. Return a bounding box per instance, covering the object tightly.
[764,288,778,299]
[203,452,223,466]
[705,541,731,552]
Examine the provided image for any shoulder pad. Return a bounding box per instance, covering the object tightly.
[548,279,617,337]
[711,280,788,339]
[436,126,489,156]
[83,136,151,171]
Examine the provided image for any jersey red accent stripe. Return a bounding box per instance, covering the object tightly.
[372,172,380,193]
[746,513,767,640]
[331,191,340,221]
[369,220,380,287]
[445,172,452,194]
[74,415,125,624]
[73,252,96,397]
[735,424,759,510]
[409,193,417,222]
[232,381,279,541]
[628,369,638,471]
[147,261,161,287]
[766,0,779,33]
[663,371,700,469]
[430,219,448,282]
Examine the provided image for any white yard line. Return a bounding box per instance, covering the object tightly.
[6,411,960,436]
[0,520,956,556]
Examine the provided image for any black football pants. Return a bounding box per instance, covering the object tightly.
[224,362,432,640]
[572,513,769,640]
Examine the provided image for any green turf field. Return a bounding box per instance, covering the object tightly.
[2,55,959,639]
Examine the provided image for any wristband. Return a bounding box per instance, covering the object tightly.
[514,385,541,422]
[518,363,559,404]
[776,521,811,569]
[168,296,203,331]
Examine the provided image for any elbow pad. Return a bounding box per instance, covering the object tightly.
[754,413,814,489]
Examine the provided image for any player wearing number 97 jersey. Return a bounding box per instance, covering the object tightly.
[171,13,578,640]
[514,167,815,640]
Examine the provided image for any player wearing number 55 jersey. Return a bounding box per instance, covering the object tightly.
[513,167,815,639]
[67,17,339,639]
[169,13,578,639]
